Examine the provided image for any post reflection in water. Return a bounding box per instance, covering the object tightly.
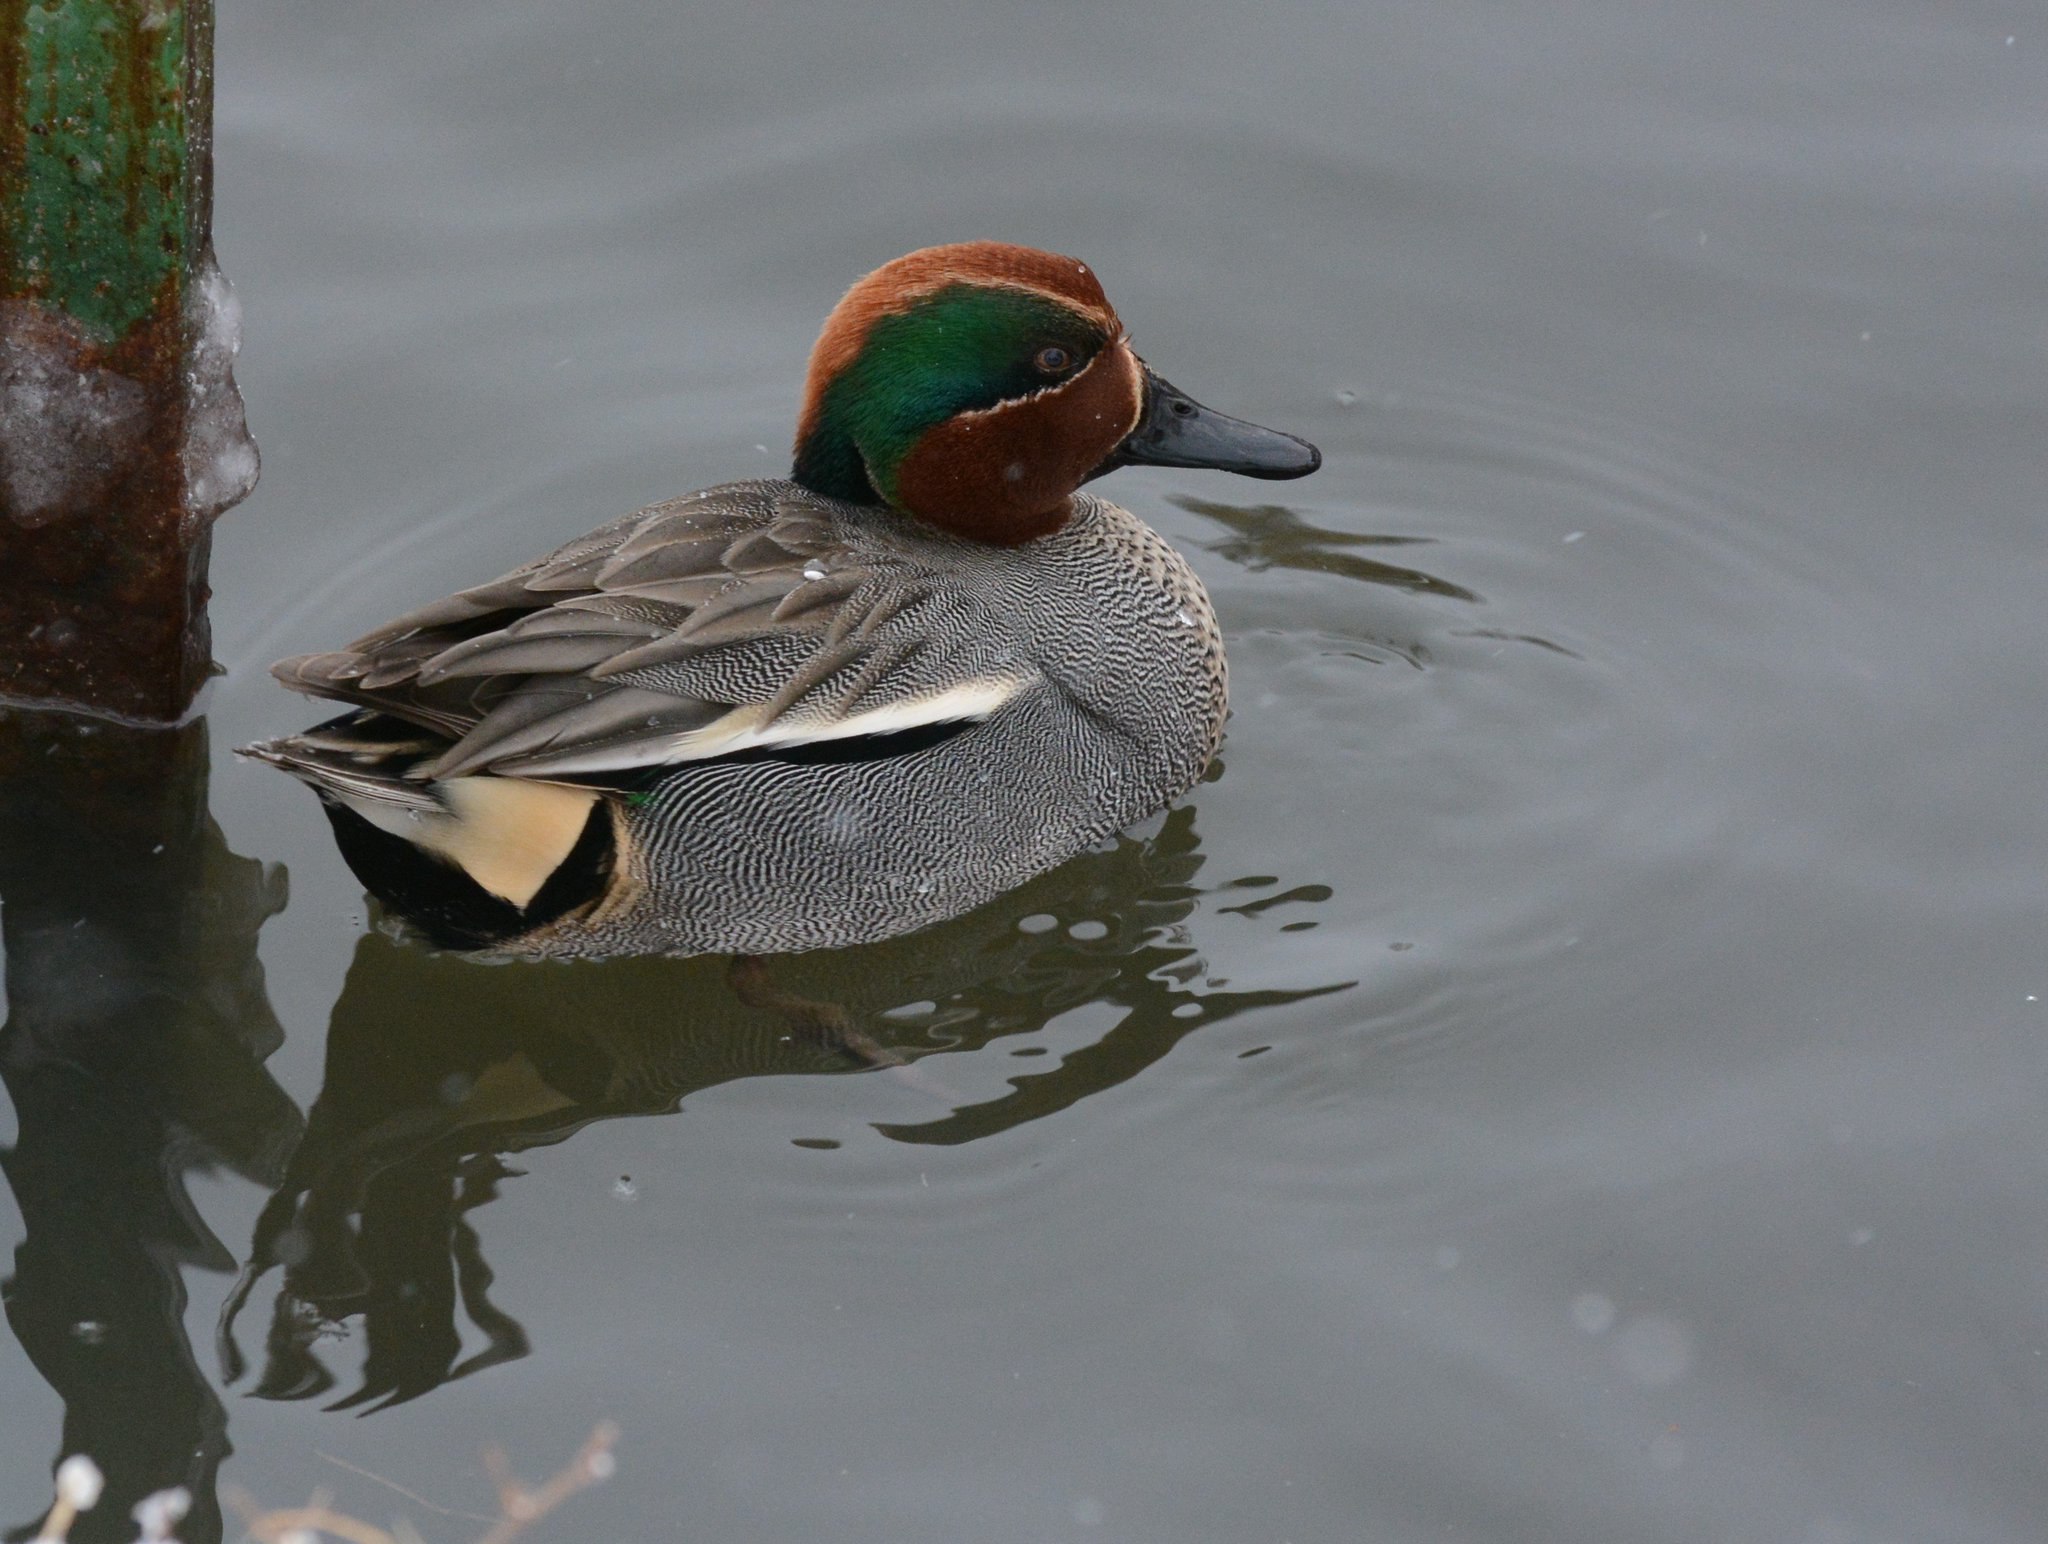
[0,710,298,1544]
[219,796,1348,1414]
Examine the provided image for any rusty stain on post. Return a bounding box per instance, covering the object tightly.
[0,0,254,722]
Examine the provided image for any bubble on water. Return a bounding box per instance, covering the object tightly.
[69,1320,107,1345]
[1334,388,1359,407]
[1570,1292,1617,1336]
[1067,920,1108,941]
[881,1000,936,1020]
[613,1175,638,1201]
[1615,1314,1693,1386]
[1017,913,1058,934]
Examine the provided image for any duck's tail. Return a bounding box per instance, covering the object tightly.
[240,712,618,950]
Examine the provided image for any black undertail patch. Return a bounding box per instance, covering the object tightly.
[322,793,616,952]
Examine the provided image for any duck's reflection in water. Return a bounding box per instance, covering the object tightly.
[221,801,1348,1411]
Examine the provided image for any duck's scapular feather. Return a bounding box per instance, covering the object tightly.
[273,483,1036,783]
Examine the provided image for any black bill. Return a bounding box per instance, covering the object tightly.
[1095,366,1322,481]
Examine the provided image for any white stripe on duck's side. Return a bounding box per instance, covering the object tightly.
[491,674,1033,778]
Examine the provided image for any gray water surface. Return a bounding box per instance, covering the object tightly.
[2,1,2044,1540]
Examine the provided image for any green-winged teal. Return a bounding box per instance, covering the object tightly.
[246,241,1320,954]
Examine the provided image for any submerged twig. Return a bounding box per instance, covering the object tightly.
[39,1424,618,1544]
[728,954,900,1063]
[473,1421,619,1544]
[30,1455,103,1542]
[29,1457,188,1544]
[313,1452,493,1524]
[222,1490,396,1544]
[728,954,961,1101]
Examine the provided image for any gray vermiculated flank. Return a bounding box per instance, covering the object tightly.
[268,480,1227,957]
[544,483,1226,956]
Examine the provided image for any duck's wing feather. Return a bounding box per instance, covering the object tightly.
[273,482,1035,781]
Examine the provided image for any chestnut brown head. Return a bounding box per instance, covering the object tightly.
[793,242,1318,545]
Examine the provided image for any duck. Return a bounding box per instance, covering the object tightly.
[244,241,1320,956]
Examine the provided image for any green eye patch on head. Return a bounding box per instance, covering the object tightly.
[794,284,1110,506]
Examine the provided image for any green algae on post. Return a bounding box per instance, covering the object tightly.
[1,0,194,338]
[0,0,255,722]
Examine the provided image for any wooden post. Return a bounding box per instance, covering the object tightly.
[0,0,254,722]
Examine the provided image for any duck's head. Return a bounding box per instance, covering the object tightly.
[792,241,1320,545]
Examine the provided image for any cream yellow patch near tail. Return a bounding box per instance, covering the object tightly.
[336,777,599,909]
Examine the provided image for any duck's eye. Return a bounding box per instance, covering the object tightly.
[1033,345,1073,376]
